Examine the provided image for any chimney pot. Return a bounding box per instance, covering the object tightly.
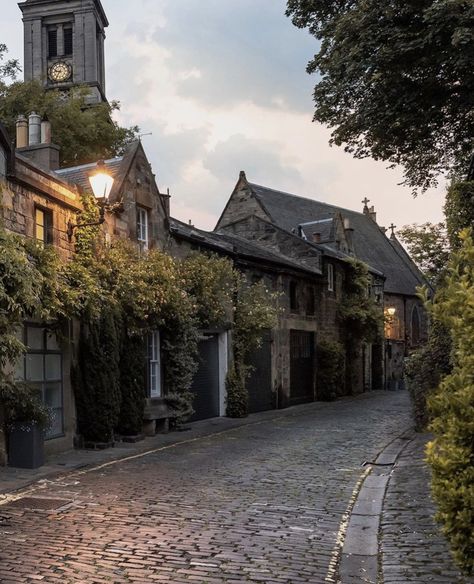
[41,119,52,144]
[16,115,28,148]
[28,112,41,146]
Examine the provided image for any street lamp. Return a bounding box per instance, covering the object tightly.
[67,160,115,241]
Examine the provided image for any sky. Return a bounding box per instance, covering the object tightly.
[2,0,446,231]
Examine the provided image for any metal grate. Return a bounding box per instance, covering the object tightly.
[5,497,70,511]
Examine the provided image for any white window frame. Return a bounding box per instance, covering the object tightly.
[327,263,334,292]
[137,206,149,250]
[148,331,161,398]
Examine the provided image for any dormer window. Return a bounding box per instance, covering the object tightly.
[137,206,149,249]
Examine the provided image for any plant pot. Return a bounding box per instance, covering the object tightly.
[8,423,45,469]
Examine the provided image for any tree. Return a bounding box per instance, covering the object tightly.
[0,45,139,167]
[444,181,474,250]
[286,0,474,190]
[397,222,450,286]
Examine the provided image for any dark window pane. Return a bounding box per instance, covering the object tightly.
[48,29,58,58]
[64,28,73,55]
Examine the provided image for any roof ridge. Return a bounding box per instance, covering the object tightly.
[248,181,368,218]
[56,156,123,174]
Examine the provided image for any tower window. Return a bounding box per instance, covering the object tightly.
[48,29,58,58]
[64,28,73,55]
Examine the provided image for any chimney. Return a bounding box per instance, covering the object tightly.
[16,113,60,171]
[16,115,28,148]
[369,205,377,223]
[312,232,321,243]
[344,218,355,254]
[28,112,41,145]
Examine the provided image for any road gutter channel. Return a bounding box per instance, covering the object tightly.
[338,430,414,584]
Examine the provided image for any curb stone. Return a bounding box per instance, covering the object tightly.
[339,431,414,584]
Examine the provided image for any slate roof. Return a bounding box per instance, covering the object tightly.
[247,182,427,295]
[170,218,322,276]
[55,157,123,192]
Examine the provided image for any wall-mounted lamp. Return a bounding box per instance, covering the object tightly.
[386,307,396,317]
[67,160,117,242]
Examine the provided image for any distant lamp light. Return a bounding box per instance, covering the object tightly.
[387,307,396,317]
[89,159,114,200]
[67,160,115,241]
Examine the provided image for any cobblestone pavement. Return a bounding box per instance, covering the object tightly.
[0,391,413,584]
[380,434,474,584]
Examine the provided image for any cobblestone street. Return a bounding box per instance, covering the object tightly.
[0,391,466,584]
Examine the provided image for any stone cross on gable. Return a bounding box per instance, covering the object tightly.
[362,197,370,208]
[389,223,397,236]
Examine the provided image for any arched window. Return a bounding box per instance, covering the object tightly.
[411,306,421,346]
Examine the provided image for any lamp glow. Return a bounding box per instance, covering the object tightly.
[89,160,114,200]
[387,307,396,316]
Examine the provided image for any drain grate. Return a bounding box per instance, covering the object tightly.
[6,497,71,511]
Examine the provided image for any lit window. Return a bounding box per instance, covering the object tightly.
[148,331,161,398]
[137,206,149,249]
[35,207,53,245]
[327,264,334,292]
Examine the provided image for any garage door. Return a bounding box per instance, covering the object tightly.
[190,334,220,421]
[247,330,274,413]
[290,330,315,405]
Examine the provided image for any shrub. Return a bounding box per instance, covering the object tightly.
[165,392,195,428]
[316,341,345,401]
[405,320,452,431]
[226,366,248,418]
[426,229,474,575]
[0,379,52,431]
[117,332,146,436]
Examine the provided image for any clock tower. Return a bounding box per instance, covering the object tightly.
[18,0,109,104]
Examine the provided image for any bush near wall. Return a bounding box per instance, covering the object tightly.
[405,320,452,431]
[316,341,345,401]
[425,229,474,575]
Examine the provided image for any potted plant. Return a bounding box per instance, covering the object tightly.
[0,378,52,469]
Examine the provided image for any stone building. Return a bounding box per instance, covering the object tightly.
[0,120,83,463]
[216,172,429,391]
[19,0,108,104]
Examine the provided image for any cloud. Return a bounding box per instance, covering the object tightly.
[204,134,303,188]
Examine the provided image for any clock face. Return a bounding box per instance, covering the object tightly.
[48,61,72,83]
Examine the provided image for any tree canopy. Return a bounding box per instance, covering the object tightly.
[0,45,139,167]
[286,0,474,190]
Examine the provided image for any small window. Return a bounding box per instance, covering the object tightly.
[35,207,53,245]
[137,206,149,249]
[148,331,161,398]
[307,286,315,316]
[290,281,299,312]
[63,28,73,56]
[48,28,58,58]
[327,264,334,292]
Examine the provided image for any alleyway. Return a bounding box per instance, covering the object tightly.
[0,391,469,583]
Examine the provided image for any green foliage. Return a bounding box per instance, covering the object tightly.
[0,379,51,431]
[398,223,450,287]
[445,181,474,250]
[286,0,474,190]
[117,332,146,436]
[426,229,474,574]
[165,392,195,428]
[0,71,139,166]
[180,253,235,328]
[405,320,452,431]
[316,341,345,401]
[0,44,20,81]
[74,306,122,443]
[338,259,383,343]
[225,366,248,418]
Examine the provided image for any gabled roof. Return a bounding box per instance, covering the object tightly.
[170,218,322,277]
[246,182,427,296]
[55,157,123,192]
